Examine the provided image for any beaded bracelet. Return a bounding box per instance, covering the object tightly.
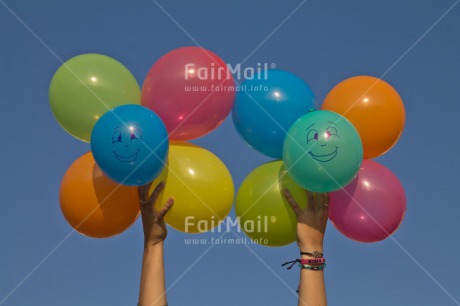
[299,263,326,271]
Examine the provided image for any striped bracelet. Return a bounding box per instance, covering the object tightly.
[282,258,326,270]
[299,263,326,271]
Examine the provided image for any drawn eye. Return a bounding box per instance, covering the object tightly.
[326,126,338,138]
[307,129,318,143]
[112,130,122,143]
[130,128,142,141]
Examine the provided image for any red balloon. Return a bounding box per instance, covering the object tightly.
[141,47,235,140]
[329,160,406,243]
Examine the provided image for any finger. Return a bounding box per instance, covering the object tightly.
[158,198,174,218]
[315,192,325,213]
[321,193,329,206]
[138,184,148,201]
[321,193,329,217]
[305,190,316,212]
[283,188,302,216]
[315,192,323,207]
[138,181,154,200]
[148,181,166,208]
[320,192,329,207]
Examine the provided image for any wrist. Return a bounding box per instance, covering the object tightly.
[298,242,323,251]
[144,239,164,250]
[298,244,323,257]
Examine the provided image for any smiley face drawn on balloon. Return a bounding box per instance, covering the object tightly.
[111,124,143,163]
[306,122,339,162]
[283,110,363,192]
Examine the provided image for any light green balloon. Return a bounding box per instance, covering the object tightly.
[49,54,140,142]
[283,110,363,192]
[235,161,308,247]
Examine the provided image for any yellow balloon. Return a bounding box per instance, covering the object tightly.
[235,161,308,247]
[151,142,234,233]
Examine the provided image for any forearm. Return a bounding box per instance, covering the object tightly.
[283,189,328,306]
[298,266,326,306]
[138,241,167,306]
[297,244,327,306]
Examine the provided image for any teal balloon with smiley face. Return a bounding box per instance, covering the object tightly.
[91,104,168,186]
[283,110,363,192]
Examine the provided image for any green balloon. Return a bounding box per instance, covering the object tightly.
[49,54,140,142]
[283,110,363,192]
[235,161,307,247]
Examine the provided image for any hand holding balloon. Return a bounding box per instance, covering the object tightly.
[138,181,174,247]
[138,181,172,306]
[283,189,328,251]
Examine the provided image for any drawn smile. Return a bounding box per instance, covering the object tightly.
[309,147,338,162]
[113,150,139,162]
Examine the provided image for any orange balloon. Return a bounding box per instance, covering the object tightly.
[322,76,405,159]
[60,152,140,238]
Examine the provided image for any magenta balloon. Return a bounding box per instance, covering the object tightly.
[329,160,406,243]
[141,47,235,140]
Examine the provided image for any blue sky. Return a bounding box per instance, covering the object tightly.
[1,0,460,305]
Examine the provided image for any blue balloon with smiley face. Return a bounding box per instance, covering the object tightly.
[283,110,363,192]
[91,104,168,186]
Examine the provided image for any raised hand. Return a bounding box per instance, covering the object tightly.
[283,188,328,252]
[138,181,174,247]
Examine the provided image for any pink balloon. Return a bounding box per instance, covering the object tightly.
[141,47,235,140]
[329,160,406,243]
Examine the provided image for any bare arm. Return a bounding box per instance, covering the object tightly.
[284,189,329,306]
[138,181,174,306]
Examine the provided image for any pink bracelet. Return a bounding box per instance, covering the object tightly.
[300,258,325,265]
